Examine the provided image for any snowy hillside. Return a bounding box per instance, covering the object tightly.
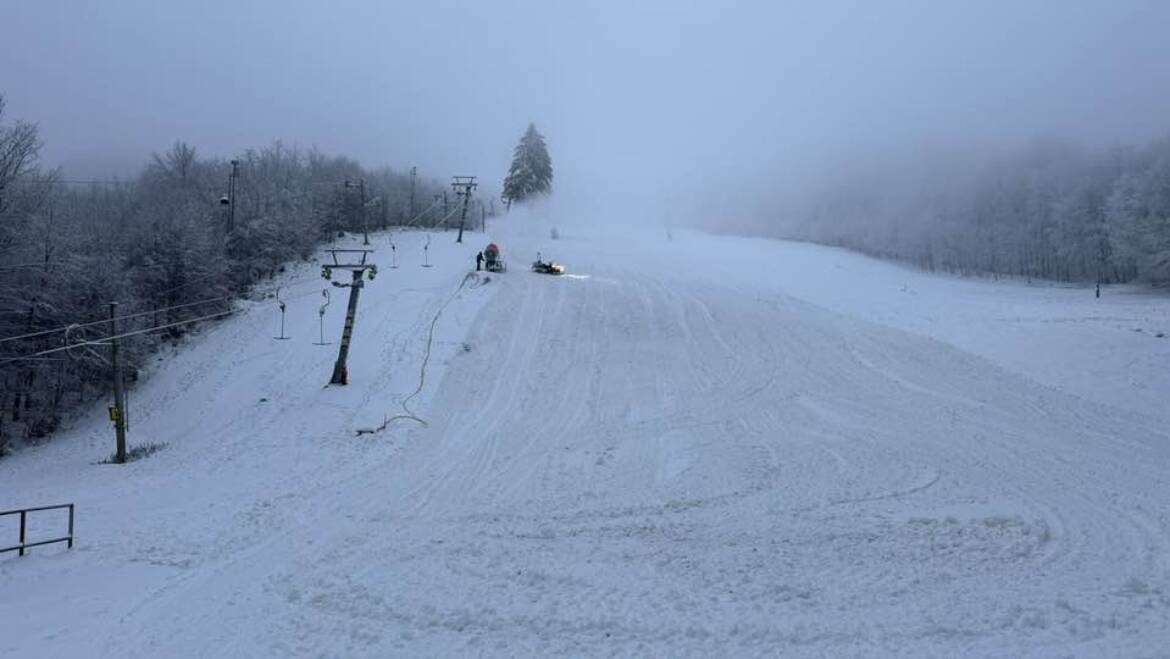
[2,228,1169,656]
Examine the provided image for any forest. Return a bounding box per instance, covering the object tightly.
[0,95,446,452]
[5,92,1170,455]
[774,136,1170,286]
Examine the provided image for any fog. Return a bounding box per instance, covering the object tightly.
[4,0,1170,223]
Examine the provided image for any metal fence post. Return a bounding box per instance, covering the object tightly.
[2,504,77,556]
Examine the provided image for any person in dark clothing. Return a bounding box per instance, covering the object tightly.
[475,251,484,271]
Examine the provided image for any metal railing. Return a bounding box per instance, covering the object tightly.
[0,503,74,556]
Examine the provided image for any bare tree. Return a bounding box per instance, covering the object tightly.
[0,97,424,455]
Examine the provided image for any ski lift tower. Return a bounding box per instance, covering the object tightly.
[452,176,477,243]
[321,248,377,385]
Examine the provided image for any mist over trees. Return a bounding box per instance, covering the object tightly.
[501,123,552,208]
[0,95,441,453]
[773,136,1170,286]
[4,71,1170,457]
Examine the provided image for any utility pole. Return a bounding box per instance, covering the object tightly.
[108,302,127,463]
[360,179,368,244]
[322,249,377,385]
[346,179,369,245]
[452,176,477,244]
[228,159,239,233]
[220,160,240,233]
[409,166,417,219]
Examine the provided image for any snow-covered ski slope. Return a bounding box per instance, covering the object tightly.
[2,227,1169,656]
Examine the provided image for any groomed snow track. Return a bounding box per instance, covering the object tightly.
[2,230,1169,656]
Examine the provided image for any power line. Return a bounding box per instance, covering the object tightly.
[415,203,462,231]
[3,189,434,349]
[1,271,340,359]
[138,271,228,301]
[57,179,134,186]
[115,295,234,321]
[0,296,233,347]
[403,196,444,227]
[0,262,67,271]
[0,308,235,365]
[283,287,330,302]
[0,296,233,346]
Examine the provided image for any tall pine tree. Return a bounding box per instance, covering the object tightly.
[502,123,552,208]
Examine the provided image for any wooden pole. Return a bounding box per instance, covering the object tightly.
[409,166,417,219]
[109,302,127,463]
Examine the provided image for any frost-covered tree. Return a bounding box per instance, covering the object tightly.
[1107,150,1170,284]
[501,123,552,208]
[0,94,44,247]
[770,135,1170,286]
[0,93,432,455]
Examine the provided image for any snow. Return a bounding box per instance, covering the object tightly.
[681,233,1170,425]
[2,227,1169,656]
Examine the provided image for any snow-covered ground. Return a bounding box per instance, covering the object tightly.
[2,226,1168,656]
[690,233,1170,425]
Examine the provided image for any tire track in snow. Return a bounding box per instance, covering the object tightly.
[49,234,1170,657]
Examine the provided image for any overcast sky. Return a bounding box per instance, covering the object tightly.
[4,0,1169,215]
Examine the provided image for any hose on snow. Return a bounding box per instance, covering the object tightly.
[357,271,483,436]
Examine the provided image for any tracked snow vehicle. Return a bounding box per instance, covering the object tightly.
[531,253,564,275]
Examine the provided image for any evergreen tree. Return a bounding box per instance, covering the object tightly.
[502,123,552,207]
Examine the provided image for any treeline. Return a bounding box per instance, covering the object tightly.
[0,96,446,453]
[775,136,1170,285]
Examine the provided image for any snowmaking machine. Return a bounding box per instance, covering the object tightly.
[484,243,506,272]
